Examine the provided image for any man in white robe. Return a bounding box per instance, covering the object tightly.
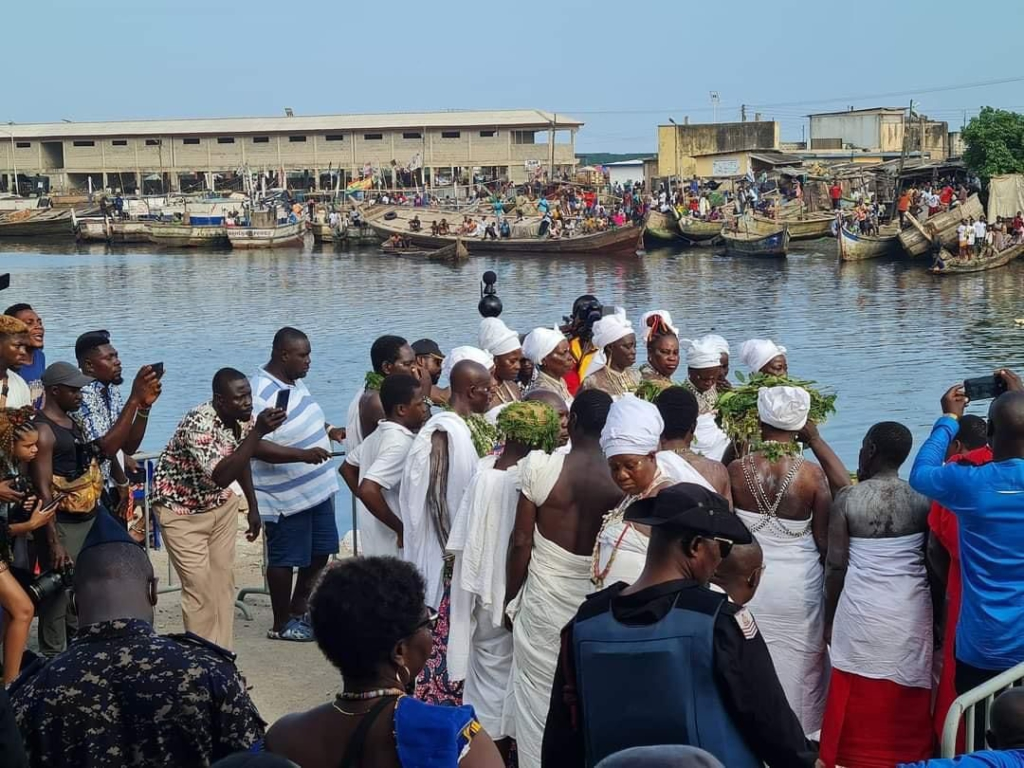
[344,334,419,456]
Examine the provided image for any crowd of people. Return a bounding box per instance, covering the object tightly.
[0,290,1022,768]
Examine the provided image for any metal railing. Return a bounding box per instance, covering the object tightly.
[941,659,1024,757]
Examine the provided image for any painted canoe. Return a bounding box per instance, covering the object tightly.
[898,194,984,257]
[644,209,683,244]
[381,239,469,261]
[742,213,834,241]
[837,224,900,262]
[720,225,790,258]
[678,218,722,243]
[0,208,74,238]
[929,242,1024,275]
[311,221,380,245]
[227,220,307,249]
[148,222,229,248]
[74,217,152,244]
[366,207,642,256]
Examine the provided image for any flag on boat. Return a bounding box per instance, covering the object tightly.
[346,177,373,192]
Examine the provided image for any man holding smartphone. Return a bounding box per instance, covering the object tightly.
[250,327,338,642]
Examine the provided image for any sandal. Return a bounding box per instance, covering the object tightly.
[266,618,315,642]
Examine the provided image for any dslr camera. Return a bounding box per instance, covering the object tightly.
[26,562,75,607]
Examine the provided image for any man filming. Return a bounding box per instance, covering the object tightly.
[564,294,603,395]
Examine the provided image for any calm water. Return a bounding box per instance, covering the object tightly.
[2,238,1022,531]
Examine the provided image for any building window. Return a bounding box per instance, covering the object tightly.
[253,136,270,144]
[288,135,306,143]
[217,137,235,144]
[111,139,128,146]
[73,140,95,147]
[145,139,161,146]
[325,134,344,142]
[441,131,461,139]
[15,142,30,149]
[363,133,383,141]
[479,130,496,138]
[512,130,535,144]
[182,138,200,145]
[402,132,422,140]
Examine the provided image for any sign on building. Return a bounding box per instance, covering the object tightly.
[711,158,741,176]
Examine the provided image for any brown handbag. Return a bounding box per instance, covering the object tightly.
[51,460,103,514]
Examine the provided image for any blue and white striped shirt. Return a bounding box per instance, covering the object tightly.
[250,368,339,520]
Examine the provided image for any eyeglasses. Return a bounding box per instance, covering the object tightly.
[711,537,734,559]
[414,607,440,633]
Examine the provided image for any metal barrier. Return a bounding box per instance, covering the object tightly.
[941,659,1024,757]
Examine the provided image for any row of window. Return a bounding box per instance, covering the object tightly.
[31,129,516,150]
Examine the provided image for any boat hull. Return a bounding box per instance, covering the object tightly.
[227,221,307,249]
[75,218,153,243]
[837,225,899,261]
[0,209,74,238]
[930,242,1024,275]
[744,213,833,240]
[148,223,228,248]
[721,227,790,257]
[898,195,984,257]
[643,210,683,244]
[678,219,721,243]
[311,221,379,245]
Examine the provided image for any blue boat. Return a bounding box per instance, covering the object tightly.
[720,224,790,258]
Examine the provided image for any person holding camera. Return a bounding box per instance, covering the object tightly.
[30,362,106,657]
[0,407,58,684]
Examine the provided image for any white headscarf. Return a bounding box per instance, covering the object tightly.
[639,310,679,345]
[700,334,730,357]
[681,337,722,369]
[600,394,665,458]
[441,346,494,384]
[478,317,520,357]
[757,386,810,431]
[737,339,787,373]
[591,312,634,351]
[522,328,565,365]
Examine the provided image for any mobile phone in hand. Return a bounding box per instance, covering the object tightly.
[964,375,1008,402]
[151,362,165,379]
[42,493,67,513]
[275,389,290,411]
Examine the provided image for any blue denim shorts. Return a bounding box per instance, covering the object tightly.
[264,497,338,568]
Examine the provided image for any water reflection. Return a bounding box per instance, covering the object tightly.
[2,238,1022,530]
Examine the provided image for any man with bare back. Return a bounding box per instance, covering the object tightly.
[729,386,833,737]
[503,389,623,768]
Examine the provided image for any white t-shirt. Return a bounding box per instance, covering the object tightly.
[973,221,987,240]
[4,371,32,408]
[345,420,415,557]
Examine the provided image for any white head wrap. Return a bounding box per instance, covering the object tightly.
[700,334,730,357]
[737,339,787,373]
[522,327,566,365]
[600,394,665,458]
[639,310,679,345]
[591,311,635,351]
[441,346,494,384]
[478,317,520,357]
[757,386,810,431]
[681,337,723,369]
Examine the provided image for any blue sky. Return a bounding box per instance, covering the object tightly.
[5,0,1023,153]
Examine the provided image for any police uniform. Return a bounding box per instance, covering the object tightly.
[10,510,265,768]
[540,484,817,768]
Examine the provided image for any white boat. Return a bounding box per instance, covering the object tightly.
[227,220,307,249]
[837,223,900,261]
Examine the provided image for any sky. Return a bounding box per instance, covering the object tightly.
[5,0,1023,154]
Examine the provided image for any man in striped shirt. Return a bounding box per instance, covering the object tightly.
[251,327,342,642]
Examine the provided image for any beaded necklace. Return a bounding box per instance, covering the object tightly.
[591,469,667,586]
[682,379,718,414]
[741,453,811,538]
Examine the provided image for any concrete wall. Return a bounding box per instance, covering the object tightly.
[608,164,644,187]
[658,121,777,176]
[809,113,887,151]
[693,152,751,177]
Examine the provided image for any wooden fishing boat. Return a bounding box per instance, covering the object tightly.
[929,241,1024,275]
[678,217,722,243]
[381,239,469,261]
[227,220,307,249]
[311,220,380,245]
[898,194,984,257]
[0,208,74,238]
[74,215,152,244]
[643,209,683,245]
[365,206,642,256]
[148,221,229,248]
[720,225,790,258]
[837,222,900,262]
[742,212,834,241]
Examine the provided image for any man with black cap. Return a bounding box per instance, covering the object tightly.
[542,483,817,768]
[30,361,107,657]
[10,510,264,767]
[412,338,448,404]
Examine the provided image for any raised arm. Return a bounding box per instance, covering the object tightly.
[799,421,851,496]
[209,409,285,489]
[93,367,161,457]
[909,385,967,505]
[810,464,832,558]
[824,489,851,636]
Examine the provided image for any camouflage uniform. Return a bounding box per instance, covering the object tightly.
[11,618,264,767]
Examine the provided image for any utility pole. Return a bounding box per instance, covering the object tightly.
[710,92,720,124]
[741,104,747,122]
[894,100,912,218]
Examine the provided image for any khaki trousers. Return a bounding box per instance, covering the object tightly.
[156,495,239,650]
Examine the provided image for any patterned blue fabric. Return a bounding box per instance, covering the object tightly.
[394,696,481,768]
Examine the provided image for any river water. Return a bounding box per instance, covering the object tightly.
[2,238,1022,532]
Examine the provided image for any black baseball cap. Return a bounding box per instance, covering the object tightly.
[411,339,444,360]
[625,483,753,544]
[41,361,94,389]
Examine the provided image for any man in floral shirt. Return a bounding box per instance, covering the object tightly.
[152,368,285,650]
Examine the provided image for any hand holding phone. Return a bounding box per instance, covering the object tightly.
[274,389,290,412]
[963,375,1008,402]
[151,362,165,379]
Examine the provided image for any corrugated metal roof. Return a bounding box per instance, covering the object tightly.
[1,109,583,139]
[807,107,905,118]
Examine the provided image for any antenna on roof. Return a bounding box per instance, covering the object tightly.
[284,108,294,117]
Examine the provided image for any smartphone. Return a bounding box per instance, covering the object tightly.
[151,362,165,379]
[0,273,10,292]
[328,451,346,458]
[42,493,67,513]
[964,375,1008,402]
[274,389,290,411]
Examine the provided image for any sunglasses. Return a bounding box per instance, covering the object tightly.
[711,536,734,559]
[414,607,440,634]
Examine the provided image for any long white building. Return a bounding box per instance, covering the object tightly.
[0,109,581,195]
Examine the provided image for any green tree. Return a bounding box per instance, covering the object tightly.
[961,107,1024,179]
